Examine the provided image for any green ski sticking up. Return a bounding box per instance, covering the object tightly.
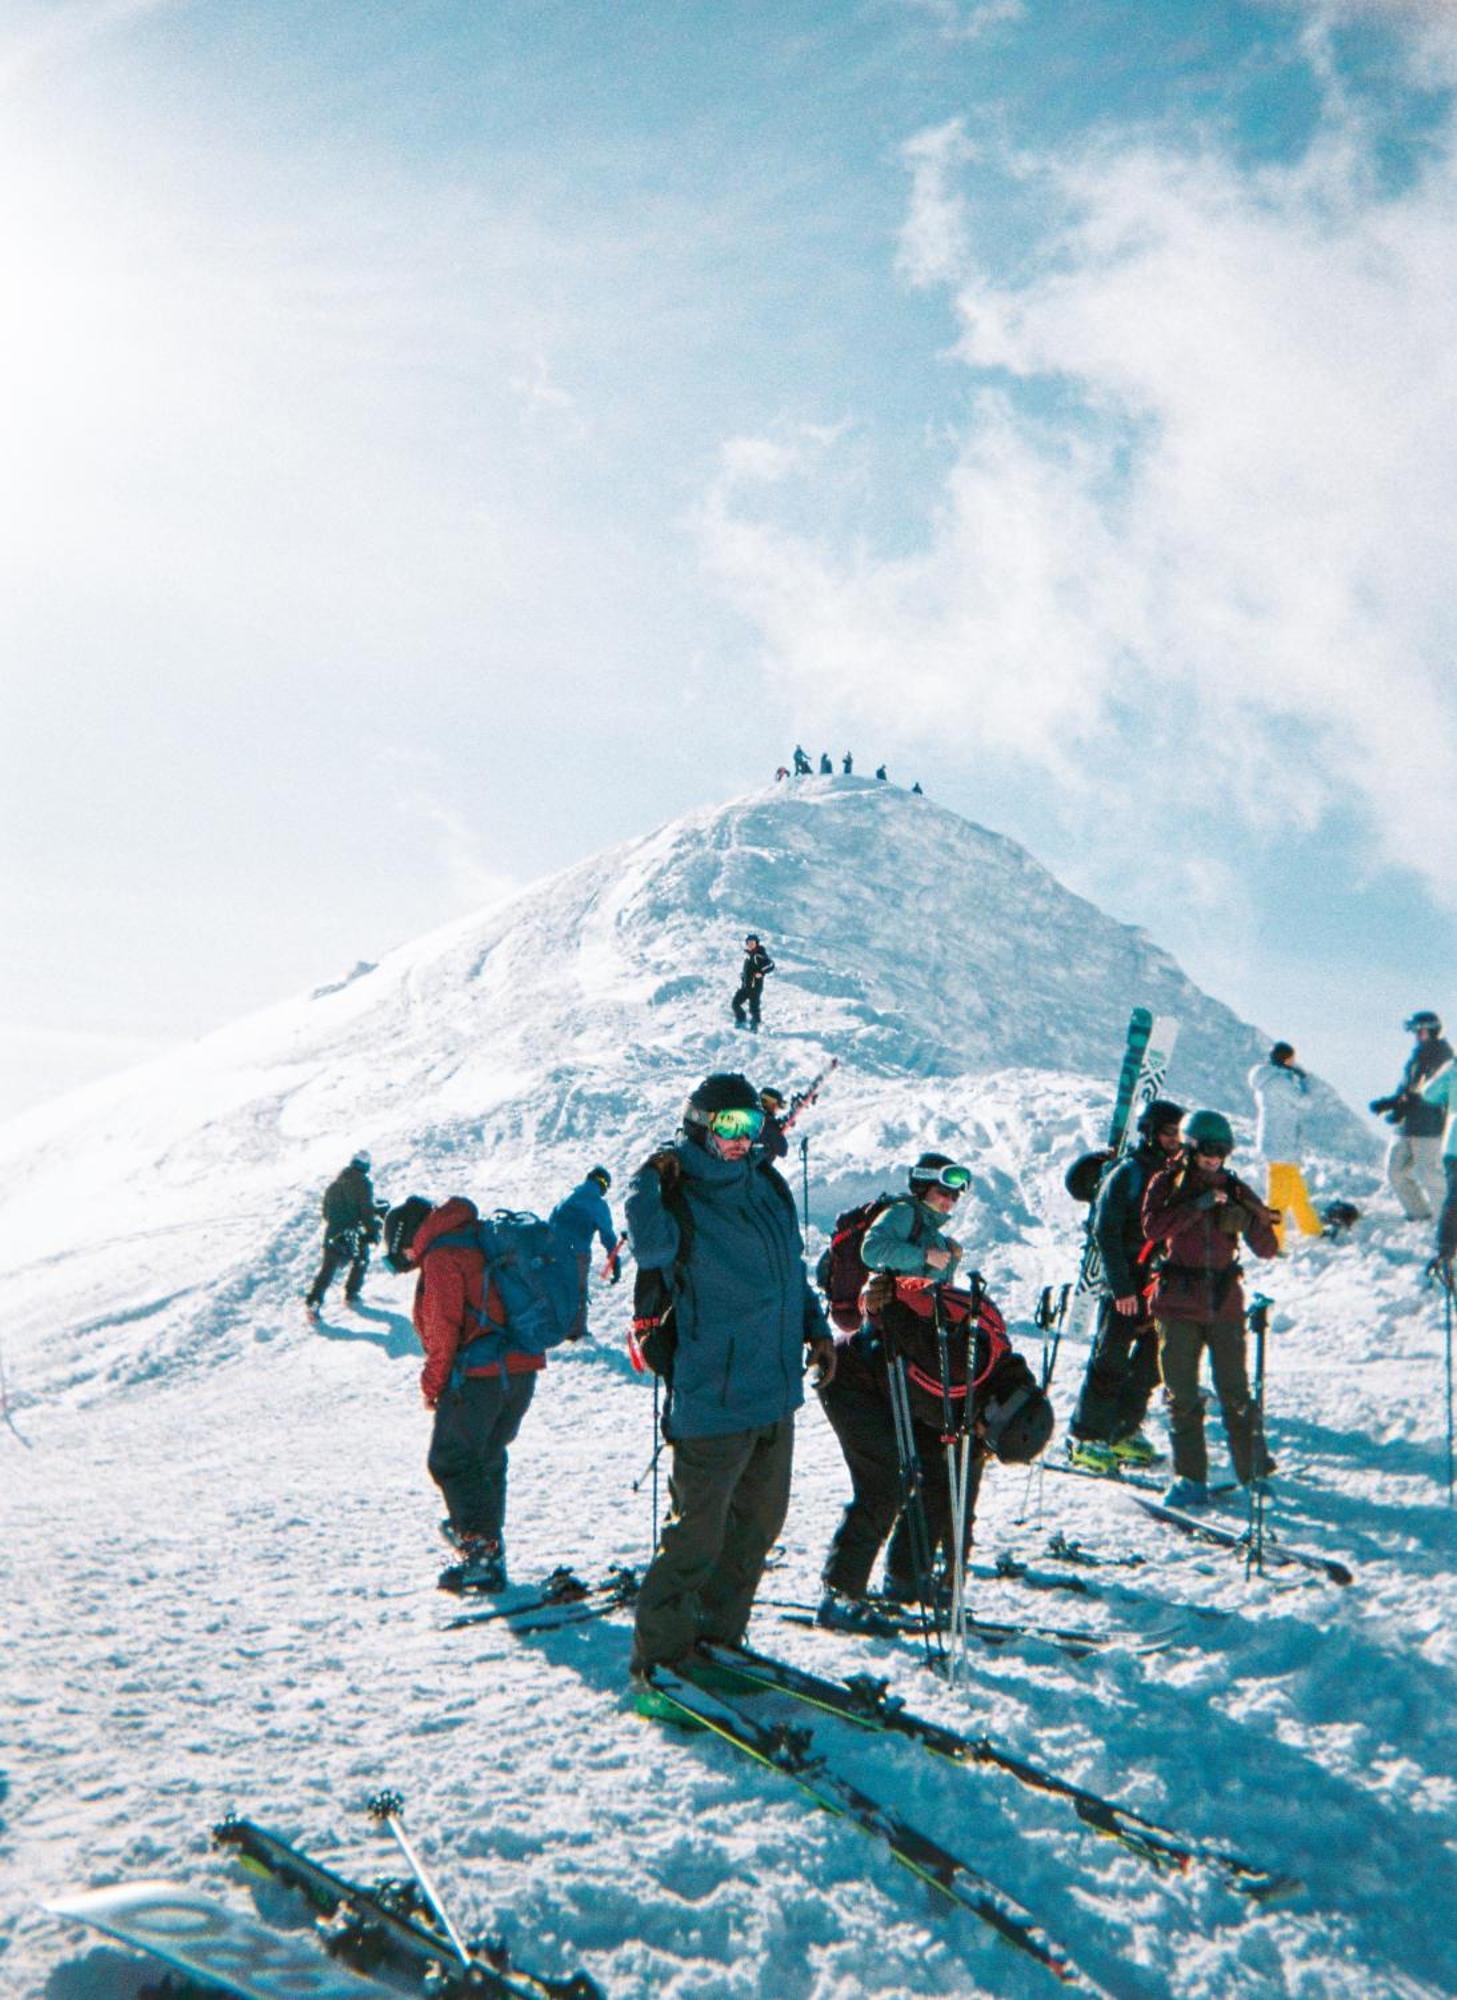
[641,1664,1116,1994]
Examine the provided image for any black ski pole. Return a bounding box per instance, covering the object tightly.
[1443,1264,1455,1507]
[799,1133,810,1234]
[1245,1293,1272,1578]
[1036,1283,1071,1393]
[886,1353,942,1669]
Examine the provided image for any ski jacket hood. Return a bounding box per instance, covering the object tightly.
[411,1197,544,1405]
[624,1136,827,1441]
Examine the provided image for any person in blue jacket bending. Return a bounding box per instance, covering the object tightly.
[550,1165,622,1337]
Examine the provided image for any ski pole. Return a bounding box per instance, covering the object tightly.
[1245,1294,1272,1579]
[1441,1263,1456,1507]
[366,1792,471,1973]
[799,1134,810,1234]
[887,1354,942,1670]
[1036,1283,1070,1393]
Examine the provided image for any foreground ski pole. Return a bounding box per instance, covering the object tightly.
[1036,1283,1070,1393]
[799,1134,810,1233]
[1245,1294,1272,1578]
[366,1792,470,1973]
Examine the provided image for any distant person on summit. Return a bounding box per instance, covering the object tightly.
[304,1150,381,1316]
[731,933,775,1032]
[1371,1012,1453,1220]
[819,751,833,774]
[875,764,888,781]
[792,745,812,776]
[550,1165,623,1335]
[842,751,853,774]
[1248,1043,1323,1249]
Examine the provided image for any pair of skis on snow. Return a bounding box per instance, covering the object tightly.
[48,1804,603,2000]
[639,1638,1298,1994]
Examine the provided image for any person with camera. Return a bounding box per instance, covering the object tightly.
[1371,1012,1453,1221]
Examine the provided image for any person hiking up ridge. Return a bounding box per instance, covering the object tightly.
[1067,1100,1185,1473]
[625,1072,835,1685]
[731,933,775,1032]
[304,1150,382,1316]
[1142,1110,1278,1509]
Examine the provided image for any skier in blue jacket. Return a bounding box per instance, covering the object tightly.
[550,1166,622,1337]
[626,1072,835,1678]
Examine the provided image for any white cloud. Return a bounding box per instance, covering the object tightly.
[895,0,1027,45]
[701,94,1457,906]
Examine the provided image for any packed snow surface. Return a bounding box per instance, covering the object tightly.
[3,779,1452,2000]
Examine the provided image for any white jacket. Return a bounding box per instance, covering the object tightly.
[1248,1061,1308,1162]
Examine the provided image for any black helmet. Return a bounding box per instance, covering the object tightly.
[981,1356,1054,1465]
[1135,1098,1185,1141]
[683,1071,760,1131]
[383,1196,432,1273]
[1181,1109,1235,1153]
[908,1151,971,1194]
[759,1086,785,1109]
[1405,1010,1442,1035]
[1268,1042,1295,1065]
[587,1165,612,1191]
[350,1149,372,1171]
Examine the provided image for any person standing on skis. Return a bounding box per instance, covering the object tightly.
[1067,1099,1185,1473]
[731,934,775,1032]
[1142,1110,1279,1509]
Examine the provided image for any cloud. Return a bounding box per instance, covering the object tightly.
[0,0,177,91]
[700,93,1457,907]
[894,0,1027,45]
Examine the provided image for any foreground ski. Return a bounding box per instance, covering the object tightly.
[775,1597,1118,1659]
[214,1816,600,2000]
[642,1667,1112,1993]
[1127,1495,1353,1586]
[48,1879,397,1999]
[699,1642,1296,1899]
[445,1564,639,1632]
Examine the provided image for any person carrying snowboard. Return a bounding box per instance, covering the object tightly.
[731,933,775,1032]
[1142,1110,1279,1509]
[625,1072,835,1682]
[817,1153,1051,1620]
[1067,1099,1185,1472]
[383,1194,544,1591]
[304,1150,381,1316]
[1248,1042,1323,1248]
[549,1165,622,1336]
[1371,1011,1453,1221]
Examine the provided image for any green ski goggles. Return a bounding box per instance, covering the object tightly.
[913,1162,972,1193]
[707,1106,766,1141]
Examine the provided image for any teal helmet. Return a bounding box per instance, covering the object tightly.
[1180,1109,1234,1154]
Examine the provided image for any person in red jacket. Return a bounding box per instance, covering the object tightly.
[385,1195,542,1589]
[1141,1110,1279,1510]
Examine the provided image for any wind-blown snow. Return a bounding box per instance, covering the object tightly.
[4,778,1451,2000]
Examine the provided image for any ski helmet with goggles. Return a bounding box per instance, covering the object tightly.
[908,1151,972,1195]
[1404,1010,1442,1035]
[587,1165,612,1191]
[683,1072,765,1144]
[1181,1109,1234,1154]
[1135,1098,1185,1141]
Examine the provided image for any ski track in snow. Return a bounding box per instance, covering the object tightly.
[2,780,1452,2000]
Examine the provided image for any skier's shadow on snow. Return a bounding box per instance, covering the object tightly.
[310,1304,419,1360]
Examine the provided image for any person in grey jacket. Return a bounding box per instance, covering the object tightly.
[626,1071,835,1677]
[1371,1012,1453,1220]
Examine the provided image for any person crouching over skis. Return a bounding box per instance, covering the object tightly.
[625,1072,836,1683]
[817,1153,1052,1624]
[1141,1111,1279,1510]
[382,1195,542,1592]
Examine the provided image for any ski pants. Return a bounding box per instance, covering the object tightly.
[306,1230,369,1307]
[817,1369,982,1598]
[731,978,763,1026]
[630,1418,793,1671]
[1156,1315,1262,1486]
[1389,1134,1445,1221]
[427,1370,536,1546]
[1438,1158,1457,1261]
[1070,1298,1159,1444]
[1264,1162,1324,1250]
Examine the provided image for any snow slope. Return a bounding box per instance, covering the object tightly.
[5,777,1453,2000]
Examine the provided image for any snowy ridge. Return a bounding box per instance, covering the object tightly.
[7,781,1454,2000]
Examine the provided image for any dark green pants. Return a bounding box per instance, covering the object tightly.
[630,1419,794,1671]
[1156,1315,1256,1484]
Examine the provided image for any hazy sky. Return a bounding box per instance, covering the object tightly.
[3,0,1454,1119]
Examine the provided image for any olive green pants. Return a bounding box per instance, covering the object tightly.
[1156,1315,1258,1485]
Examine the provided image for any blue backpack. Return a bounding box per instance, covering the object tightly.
[425,1211,584,1380]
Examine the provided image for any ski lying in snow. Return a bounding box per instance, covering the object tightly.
[47,1879,398,1999]
[1127,1496,1353,1586]
[968,1552,1094,1596]
[774,1597,1119,1659]
[445,1564,639,1631]
[697,1642,1297,1899]
[213,1816,601,2000]
[641,1666,1112,1994]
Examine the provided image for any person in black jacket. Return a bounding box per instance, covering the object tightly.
[1067,1101,1184,1471]
[731,934,775,1032]
[1371,1012,1453,1220]
[304,1151,381,1314]
[757,1086,789,1160]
